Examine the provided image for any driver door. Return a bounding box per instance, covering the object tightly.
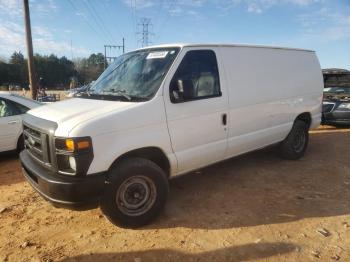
[164,48,229,174]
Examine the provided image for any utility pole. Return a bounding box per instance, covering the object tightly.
[103,38,125,69]
[138,18,153,47]
[23,0,37,99]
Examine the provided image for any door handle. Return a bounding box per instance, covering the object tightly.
[222,113,227,126]
[8,120,19,125]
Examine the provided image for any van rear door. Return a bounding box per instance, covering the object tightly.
[163,48,229,173]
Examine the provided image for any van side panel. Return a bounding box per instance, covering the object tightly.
[220,46,323,158]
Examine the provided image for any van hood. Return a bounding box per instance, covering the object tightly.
[28,98,136,134]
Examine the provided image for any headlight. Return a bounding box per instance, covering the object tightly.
[69,156,76,171]
[55,137,93,176]
[338,103,350,109]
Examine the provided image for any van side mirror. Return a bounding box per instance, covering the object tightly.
[170,79,185,103]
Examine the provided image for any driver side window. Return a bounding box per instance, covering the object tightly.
[170,50,221,103]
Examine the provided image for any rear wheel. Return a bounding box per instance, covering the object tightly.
[100,157,169,228]
[279,120,309,160]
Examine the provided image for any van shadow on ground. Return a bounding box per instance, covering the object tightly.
[61,242,297,262]
[0,151,17,162]
[0,152,23,186]
[145,129,350,230]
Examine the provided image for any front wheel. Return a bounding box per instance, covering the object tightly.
[100,157,169,228]
[279,120,309,160]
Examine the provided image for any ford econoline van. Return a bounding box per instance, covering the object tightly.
[20,44,323,227]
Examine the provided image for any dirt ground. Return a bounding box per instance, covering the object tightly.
[0,125,350,262]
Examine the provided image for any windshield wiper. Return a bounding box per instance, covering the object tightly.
[101,89,131,101]
[79,90,148,102]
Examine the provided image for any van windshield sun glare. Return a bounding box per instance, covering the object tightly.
[82,48,180,102]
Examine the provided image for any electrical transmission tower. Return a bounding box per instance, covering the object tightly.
[138,18,153,47]
[104,38,125,69]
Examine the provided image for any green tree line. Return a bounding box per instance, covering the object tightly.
[0,51,106,89]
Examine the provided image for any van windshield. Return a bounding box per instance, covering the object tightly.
[87,48,180,101]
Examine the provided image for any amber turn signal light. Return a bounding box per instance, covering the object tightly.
[65,139,75,151]
[65,138,91,152]
[77,140,90,150]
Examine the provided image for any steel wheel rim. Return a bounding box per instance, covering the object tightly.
[116,176,157,216]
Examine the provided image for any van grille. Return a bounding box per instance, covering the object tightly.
[23,124,51,165]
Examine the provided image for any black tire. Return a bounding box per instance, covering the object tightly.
[100,157,169,228]
[16,134,24,153]
[279,120,309,160]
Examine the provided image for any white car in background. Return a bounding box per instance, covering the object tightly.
[0,92,41,153]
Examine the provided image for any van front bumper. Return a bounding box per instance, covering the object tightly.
[20,150,106,209]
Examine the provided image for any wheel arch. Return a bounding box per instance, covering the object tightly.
[295,112,312,129]
[16,132,24,152]
[109,147,171,178]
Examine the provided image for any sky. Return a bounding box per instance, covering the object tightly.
[0,0,349,69]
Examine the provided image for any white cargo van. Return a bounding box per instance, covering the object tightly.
[20,44,323,227]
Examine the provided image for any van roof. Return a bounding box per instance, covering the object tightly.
[137,43,315,53]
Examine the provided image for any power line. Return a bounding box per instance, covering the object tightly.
[100,0,122,38]
[153,0,165,33]
[67,0,108,43]
[156,0,178,42]
[130,0,138,46]
[86,0,118,43]
[80,0,115,44]
[81,0,115,44]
